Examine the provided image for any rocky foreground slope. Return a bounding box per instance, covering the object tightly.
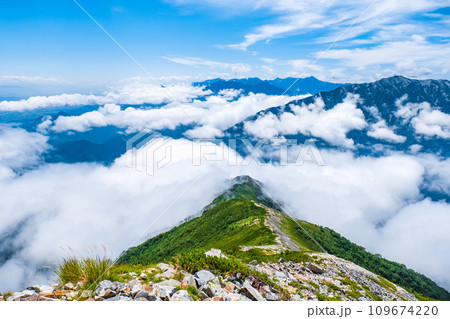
[2,249,416,301]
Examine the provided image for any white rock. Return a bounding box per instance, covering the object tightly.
[64,282,75,290]
[157,263,171,272]
[241,281,265,301]
[265,293,279,301]
[204,248,228,259]
[28,284,54,293]
[98,289,116,299]
[170,290,193,301]
[208,282,222,296]
[80,290,92,299]
[226,293,252,301]
[153,285,177,300]
[199,285,213,298]
[131,283,143,297]
[139,273,148,280]
[12,290,37,300]
[95,280,114,294]
[156,270,174,279]
[158,279,182,287]
[194,270,216,287]
[105,295,132,301]
[66,291,77,300]
[182,274,197,288]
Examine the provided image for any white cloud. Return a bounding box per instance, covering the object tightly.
[0,137,449,292]
[0,127,49,171]
[412,108,450,139]
[163,57,252,75]
[51,92,309,138]
[324,35,450,78]
[0,139,242,291]
[0,81,209,112]
[396,99,450,139]
[244,94,367,147]
[171,0,448,51]
[368,120,406,143]
[418,155,450,196]
[0,75,63,85]
[379,199,450,289]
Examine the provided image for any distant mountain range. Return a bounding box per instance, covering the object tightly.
[9,75,450,166]
[194,76,347,95]
[227,76,450,157]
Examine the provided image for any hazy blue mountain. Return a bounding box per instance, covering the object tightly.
[194,77,286,95]
[268,76,349,95]
[194,76,347,96]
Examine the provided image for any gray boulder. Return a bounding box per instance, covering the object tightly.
[95,280,115,296]
[265,293,279,301]
[134,291,160,301]
[10,290,38,301]
[131,283,143,297]
[157,263,171,272]
[158,279,182,287]
[156,270,175,279]
[241,281,265,301]
[199,285,214,298]
[97,289,116,299]
[154,285,177,300]
[170,290,194,301]
[194,270,217,287]
[64,282,75,290]
[307,263,324,274]
[80,290,92,299]
[226,293,252,301]
[291,294,303,301]
[113,281,126,293]
[182,274,197,288]
[27,284,55,294]
[105,295,132,301]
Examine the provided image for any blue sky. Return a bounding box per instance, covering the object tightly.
[0,0,449,87]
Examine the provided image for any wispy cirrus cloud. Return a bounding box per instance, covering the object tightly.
[166,0,450,81]
[171,0,448,50]
[323,35,450,78]
[163,56,252,75]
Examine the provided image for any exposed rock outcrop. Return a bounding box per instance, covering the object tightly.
[2,249,417,301]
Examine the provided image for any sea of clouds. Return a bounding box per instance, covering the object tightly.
[0,81,449,292]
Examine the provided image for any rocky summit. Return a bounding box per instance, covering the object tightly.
[2,176,449,301]
[2,249,417,301]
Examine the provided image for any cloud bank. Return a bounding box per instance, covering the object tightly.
[0,133,449,292]
[0,82,209,112]
[244,94,367,147]
[49,92,309,138]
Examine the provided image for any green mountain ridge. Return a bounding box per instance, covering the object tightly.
[118,176,450,301]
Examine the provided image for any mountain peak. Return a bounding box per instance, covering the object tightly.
[118,176,450,301]
[210,175,283,211]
